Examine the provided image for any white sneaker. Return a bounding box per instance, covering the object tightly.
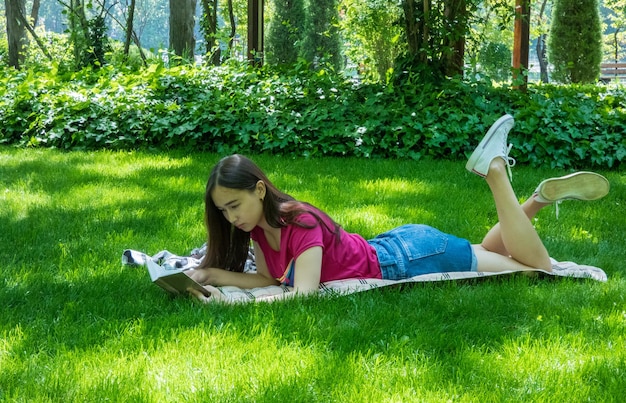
[534,172,610,203]
[465,114,516,181]
[533,172,609,218]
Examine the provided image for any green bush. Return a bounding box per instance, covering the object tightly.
[0,61,624,169]
[0,37,7,62]
[509,84,626,168]
[478,42,511,83]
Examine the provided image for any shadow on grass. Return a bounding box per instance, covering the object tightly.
[0,150,214,261]
[1,265,618,369]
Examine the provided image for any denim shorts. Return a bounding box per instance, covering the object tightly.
[367,224,477,280]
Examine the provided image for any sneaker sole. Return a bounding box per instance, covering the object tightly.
[465,114,514,175]
[538,172,610,202]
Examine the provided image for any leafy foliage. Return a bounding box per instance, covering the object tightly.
[340,0,403,83]
[399,0,481,78]
[64,0,112,70]
[477,42,512,83]
[603,0,626,63]
[0,61,624,169]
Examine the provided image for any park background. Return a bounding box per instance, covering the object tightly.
[1,1,626,401]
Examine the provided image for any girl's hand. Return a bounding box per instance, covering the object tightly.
[187,284,229,304]
[185,268,210,284]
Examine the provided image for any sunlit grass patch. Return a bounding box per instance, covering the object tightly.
[0,147,624,402]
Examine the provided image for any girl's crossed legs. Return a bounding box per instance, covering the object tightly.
[473,159,551,272]
[466,115,609,273]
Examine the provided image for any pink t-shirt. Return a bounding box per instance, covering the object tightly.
[250,209,381,285]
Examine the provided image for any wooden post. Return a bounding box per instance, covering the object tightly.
[247,0,264,66]
[513,0,530,89]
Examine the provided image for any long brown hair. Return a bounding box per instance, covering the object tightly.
[200,154,341,272]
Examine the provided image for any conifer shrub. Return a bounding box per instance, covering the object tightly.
[548,0,603,83]
[266,0,306,66]
[300,0,342,70]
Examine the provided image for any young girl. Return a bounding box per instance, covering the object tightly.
[187,114,609,302]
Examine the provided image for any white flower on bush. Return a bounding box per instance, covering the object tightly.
[355,126,367,147]
[68,91,88,103]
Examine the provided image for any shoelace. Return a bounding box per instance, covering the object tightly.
[504,143,516,182]
[554,200,562,219]
[531,192,563,219]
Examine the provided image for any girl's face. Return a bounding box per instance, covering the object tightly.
[211,182,266,232]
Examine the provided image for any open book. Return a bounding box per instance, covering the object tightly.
[146,259,210,297]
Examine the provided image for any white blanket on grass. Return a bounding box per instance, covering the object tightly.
[122,247,607,303]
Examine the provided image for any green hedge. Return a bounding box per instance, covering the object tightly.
[1,62,624,169]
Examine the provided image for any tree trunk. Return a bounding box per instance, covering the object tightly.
[247,0,264,66]
[443,0,466,77]
[30,0,40,27]
[102,2,147,66]
[200,0,220,65]
[200,0,221,64]
[68,0,89,69]
[227,0,236,58]
[169,0,197,61]
[512,0,530,89]
[5,0,27,69]
[17,1,52,62]
[402,0,428,61]
[613,30,620,64]
[124,0,136,56]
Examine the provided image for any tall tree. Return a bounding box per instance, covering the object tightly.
[124,0,136,56]
[64,0,110,69]
[4,0,27,68]
[30,0,40,27]
[107,0,169,52]
[399,0,476,79]
[548,0,602,83]
[169,0,196,60]
[225,0,236,60]
[401,0,427,61]
[266,0,305,65]
[442,0,467,77]
[68,0,89,68]
[103,0,148,66]
[301,0,342,69]
[199,0,219,64]
[512,0,530,88]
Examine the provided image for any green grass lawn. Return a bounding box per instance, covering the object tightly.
[1,147,625,402]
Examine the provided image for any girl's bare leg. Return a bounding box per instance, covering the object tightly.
[481,198,548,256]
[476,159,552,272]
[480,171,609,259]
[466,115,609,273]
